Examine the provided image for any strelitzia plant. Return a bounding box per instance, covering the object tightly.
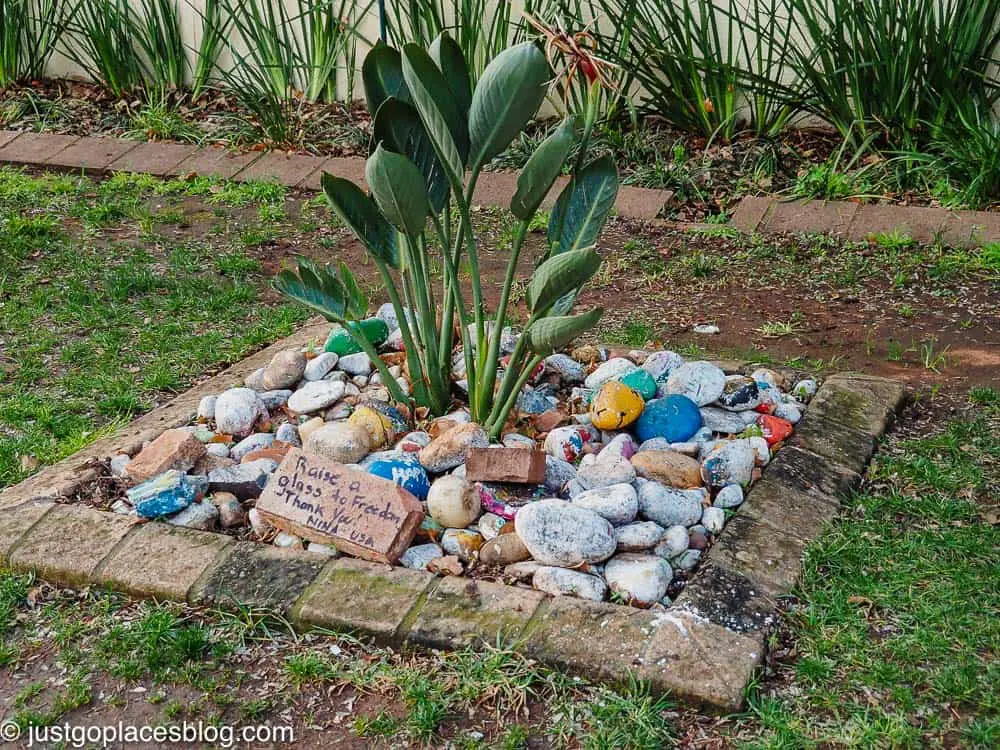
[275,26,618,439]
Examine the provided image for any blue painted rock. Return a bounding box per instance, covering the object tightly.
[634,395,703,443]
[366,455,431,500]
[618,368,657,400]
[517,389,554,414]
[543,426,588,463]
[128,470,198,518]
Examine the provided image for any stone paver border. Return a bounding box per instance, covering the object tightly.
[729,196,999,247]
[0,130,672,221]
[0,320,907,711]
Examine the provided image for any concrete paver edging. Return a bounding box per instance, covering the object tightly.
[0,318,907,711]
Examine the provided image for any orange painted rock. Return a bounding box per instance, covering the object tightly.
[590,381,645,430]
[758,414,793,446]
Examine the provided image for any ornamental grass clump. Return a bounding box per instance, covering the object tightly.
[275,30,619,438]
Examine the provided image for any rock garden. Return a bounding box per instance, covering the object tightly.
[97,317,815,610]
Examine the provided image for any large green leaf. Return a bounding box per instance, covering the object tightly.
[272,258,361,322]
[468,42,551,171]
[526,248,602,313]
[548,155,619,254]
[401,44,467,193]
[373,97,449,213]
[527,308,604,354]
[429,31,472,119]
[362,42,409,115]
[321,172,400,268]
[366,144,430,237]
[401,43,469,164]
[337,260,367,319]
[511,116,578,220]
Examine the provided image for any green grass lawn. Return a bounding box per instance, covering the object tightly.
[0,168,312,487]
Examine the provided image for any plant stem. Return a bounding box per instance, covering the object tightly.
[485,354,543,440]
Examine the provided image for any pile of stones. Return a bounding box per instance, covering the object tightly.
[106,305,817,609]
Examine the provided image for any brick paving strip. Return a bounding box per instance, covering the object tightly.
[729,195,999,247]
[0,315,907,711]
[0,130,672,221]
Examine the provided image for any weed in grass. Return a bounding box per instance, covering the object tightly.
[871,228,916,250]
[602,320,655,347]
[755,314,805,338]
[125,100,202,143]
[683,250,718,278]
[969,386,999,405]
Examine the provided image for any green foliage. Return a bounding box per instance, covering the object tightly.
[0,0,70,86]
[275,37,617,435]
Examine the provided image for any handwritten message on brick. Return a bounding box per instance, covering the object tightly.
[255,448,424,563]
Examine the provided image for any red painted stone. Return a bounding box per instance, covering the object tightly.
[758,414,793,446]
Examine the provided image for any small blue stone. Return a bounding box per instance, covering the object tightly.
[518,389,553,414]
[128,470,197,518]
[634,395,703,443]
[367,455,431,500]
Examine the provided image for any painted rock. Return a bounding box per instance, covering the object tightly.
[701,506,726,534]
[713,484,744,508]
[287,380,346,414]
[718,375,761,411]
[642,350,685,381]
[214,388,267,438]
[517,389,553,415]
[544,353,586,384]
[699,406,747,434]
[532,566,607,601]
[419,423,489,473]
[701,439,756,487]
[604,553,672,605]
[618,368,657,400]
[543,425,588,463]
[583,357,638,390]
[590,381,645,430]
[758,414,793,446]
[654,524,689,559]
[400,543,443,571]
[570,483,639,525]
[427,475,481,528]
[441,528,484,561]
[304,422,371,464]
[750,367,786,390]
[349,405,395,449]
[615,521,665,551]
[638,483,707,527]
[601,433,638,461]
[324,318,389,356]
[416,516,444,543]
[793,378,818,401]
[665,361,727,406]
[514,499,617,567]
[128,470,198,518]
[262,349,306,391]
[478,512,507,540]
[366,455,431,500]
[634,395,703,443]
[478,533,531,566]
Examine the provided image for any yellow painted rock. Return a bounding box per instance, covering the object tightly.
[348,405,394,449]
[590,381,645,430]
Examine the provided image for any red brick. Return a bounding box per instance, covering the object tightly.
[125,428,207,482]
[465,447,547,484]
[764,199,859,236]
[107,142,200,177]
[43,136,138,171]
[0,132,79,165]
[173,146,263,180]
[234,152,326,186]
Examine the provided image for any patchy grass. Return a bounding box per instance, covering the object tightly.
[734,392,1000,749]
[0,168,310,488]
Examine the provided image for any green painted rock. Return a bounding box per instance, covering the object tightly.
[324,318,389,355]
[618,368,657,400]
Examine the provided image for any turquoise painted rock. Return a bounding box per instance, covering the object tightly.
[634,395,703,443]
[367,455,431,500]
[618,369,657,400]
[324,318,390,356]
[128,470,198,518]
